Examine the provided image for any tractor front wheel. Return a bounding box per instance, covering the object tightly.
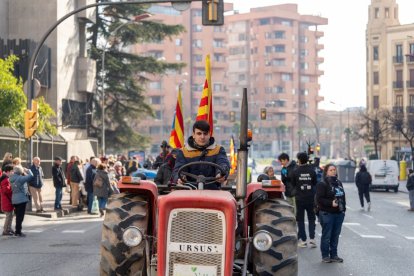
[100,193,149,276]
[252,198,298,275]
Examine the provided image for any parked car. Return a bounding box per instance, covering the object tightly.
[366,160,399,192]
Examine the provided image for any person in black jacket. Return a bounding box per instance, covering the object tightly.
[278,153,297,213]
[315,163,346,263]
[406,169,414,211]
[85,158,100,214]
[154,149,179,185]
[70,160,83,207]
[153,140,171,169]
[291,152,317,248]
[52,157,66,210]
[355,164,372,211]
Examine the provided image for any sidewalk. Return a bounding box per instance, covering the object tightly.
[26,179,90,219]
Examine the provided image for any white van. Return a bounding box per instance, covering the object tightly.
[366,160,399,192]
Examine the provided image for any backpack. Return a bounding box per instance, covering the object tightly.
[93,174,103,188]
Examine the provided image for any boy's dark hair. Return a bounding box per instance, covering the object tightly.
[296,152,309,164]
[409,169,413,174]
[3,164,13,172]
[278,153,290,161]
[193,120,210,133]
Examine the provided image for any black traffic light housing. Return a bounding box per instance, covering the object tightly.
[202,0,224,26]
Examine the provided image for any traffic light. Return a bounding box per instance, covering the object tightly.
[315,143,321,155]
[229,111,235,122]
[307,145,314,155]
[260,108,267,120]
[24,100,38,139]
[202,0,224,26]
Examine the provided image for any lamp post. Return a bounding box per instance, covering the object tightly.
[100,13,150,156]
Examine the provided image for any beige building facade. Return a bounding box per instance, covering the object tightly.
[0,0,97,159]
[366,0,414,159]
[135,3,327,157]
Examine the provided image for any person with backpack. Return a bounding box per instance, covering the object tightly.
[93,163,112,217]
[355,164,372,211]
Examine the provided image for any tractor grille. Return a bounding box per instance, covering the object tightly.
[167,209,225,276]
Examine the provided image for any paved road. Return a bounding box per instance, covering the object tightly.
[0,181,413,276]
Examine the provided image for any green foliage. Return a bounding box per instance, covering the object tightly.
[0,55,57,135]
[0,55,27,127]
[88,1,186,151]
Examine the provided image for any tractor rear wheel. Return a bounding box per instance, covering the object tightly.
[252,198,298,275]
[100,193,149,276]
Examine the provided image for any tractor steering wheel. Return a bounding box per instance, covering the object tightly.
[177,161,227,188]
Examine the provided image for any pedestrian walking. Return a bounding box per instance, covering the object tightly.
[85,158,100,214]
[278,153,298,214]
[93,163,112,217]
[291,152,317,248]
[315,163,346,263]
[1,165,14,235]
[355,164,372,211]
[10,165,34,237]
[28,157,44,213]
[406,169,414,211]
[70,160,83,207]
[52,156,66,210]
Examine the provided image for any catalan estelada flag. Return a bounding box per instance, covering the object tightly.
[196,55,213,135]
[229,135,237,175]
[169,87,184,148]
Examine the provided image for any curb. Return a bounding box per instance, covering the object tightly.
[26,206,81,219]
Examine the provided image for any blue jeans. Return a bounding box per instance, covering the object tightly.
[87,192,94,213]
[54,187,63,209]
[98,197,108,210]
[319,211,345,258]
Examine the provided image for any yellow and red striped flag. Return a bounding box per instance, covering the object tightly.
[230,135,237,175]
[169,87,184,148]
[196,54,213,135]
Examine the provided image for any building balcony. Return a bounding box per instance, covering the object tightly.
[393,56,404,64]
[406,106,414,113]
[315,31,324,38]
[406,54,414,63]
[406,80,414,89]
[316,44,324,50]
[393,81,404,89]
[76,0,96,23]
[393,106,404,113]
[77,57,96,93]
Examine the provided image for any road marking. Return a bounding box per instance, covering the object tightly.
[360,235,385,239]
[405,237,414,240]
[24,229,44,233]
[343,222,360,226]
[377,224,397,227]
[346,205,353,210]
[62,230,85,233]
[362,214,374,219]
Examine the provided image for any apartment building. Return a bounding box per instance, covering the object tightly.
[366,0,414,159]
[135,3,327,157]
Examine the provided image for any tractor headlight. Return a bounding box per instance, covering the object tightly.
[122,226,143,247]
[253,230,273,252]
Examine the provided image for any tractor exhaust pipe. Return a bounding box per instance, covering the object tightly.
[236,88,248,200]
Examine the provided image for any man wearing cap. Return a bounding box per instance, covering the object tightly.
[52,156,66,210]
[152,140,171,169]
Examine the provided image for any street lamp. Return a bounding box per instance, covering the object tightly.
[101,13,151,156]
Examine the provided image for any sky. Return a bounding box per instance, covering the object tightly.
[227,0,414,110]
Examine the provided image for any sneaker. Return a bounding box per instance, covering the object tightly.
[14,233,26,237]
[297,240,307,248]
[322,257,332,263]
[360,207,364,211]
[309,239,317,248]
[367,202,371,211]
[2,232,13,236]
[407,208,414,212]
[331,256,344,263]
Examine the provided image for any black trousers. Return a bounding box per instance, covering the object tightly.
[13,202,27,234]
[358,185,371,207]
[296,200,316,241]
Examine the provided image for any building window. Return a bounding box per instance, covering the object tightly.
[193,54,203,62]
[385,7,390,18]
[281,20,292,26]
[149,81,161,89]
[300,101,309,109]
[373,96,379,109]
[272,59,285,66]
[373,71,379,85]
[192,40,202,48]
[192,9,202,17]
[300,49,308,57]
[275,31,285,39]
[300,62,308,69]
[195,68,205,76]
[265,87,272,93]
[395,95,403,106]
[275,44,285,52]
[175,39,182,46]
[192,24,202,32]
[276,86,285,93]
[149,126,161,134]
[213,53,225,62]
[259,18,271,25]
[238,74,246,81]
[175,54,182,61]
[281,73,292,81]
[410,95,414,107]
[373,46,379,60]
[238,33,246,41]
[300,76,310,83]
[238,60,247,68]
[265,73,272,80]
[299,36,308,43]
[213,39,224,48]
[150,96,162,105]
[396,44,403,62]
[300,89,309,95]
[275,113,286,120]
[375,8,379,18]
[213,83,223,91]
[275,100,286,107]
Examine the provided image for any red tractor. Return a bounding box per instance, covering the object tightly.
[100,89,298,275]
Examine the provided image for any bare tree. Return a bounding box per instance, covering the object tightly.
[357,109,390,159]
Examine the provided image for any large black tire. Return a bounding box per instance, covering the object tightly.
[252,198,298,276]
[100,193,149,276]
